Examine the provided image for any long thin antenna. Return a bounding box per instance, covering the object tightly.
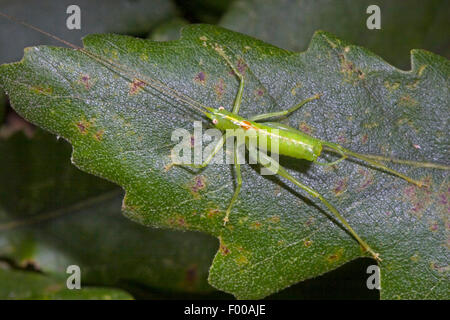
[0,10,212,116]
[0,11,78,49]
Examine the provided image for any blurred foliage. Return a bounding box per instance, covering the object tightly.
[0,267,133,299]
[220,0,450,69]
[0,128,222,298]
[0,0,176,64]
[149,17,188,42]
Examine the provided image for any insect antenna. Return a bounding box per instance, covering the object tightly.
[0,11,213,117]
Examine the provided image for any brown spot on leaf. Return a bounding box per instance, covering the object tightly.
[268,216,280,224]
[214,78,225,99]
[250,221,262,229]
[398,95,418,107]
[363,122,379,129]
[31,86,53,95]
[430,262,449,273]
[334,178,348,196]
[254,88,264,98]
[237,58,247,74]
[94,129,104,141]
[439,193,448,205]
[304,239,313,247]
[357,69,365,79]
[305,217,315,227]
[207,208,220,218]
[177,217,186,226]
[235,254,249,266]
[129,79,146,95]
[429,221,438,232]
[337,133,347,144]
[358,169,374,191]
[403,179,433,217]
[361,134,369,144]
[339,54,364,82]
[190,175,206,194]
[299,122,313,134]
[219,238,231,256]
[80,74,91,89]
[384,81,400,92]
[168,215,188,228]
[76,120,90,134]
[194,71,207,85]
[327,248,344,263]
[404,185,416,198]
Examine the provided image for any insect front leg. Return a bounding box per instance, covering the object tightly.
[213,45,244,114]
[322,141,426,187]
[256,150,382,262]
[250,94,321,122]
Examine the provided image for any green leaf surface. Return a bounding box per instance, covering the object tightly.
[0,129,219,296]
[220,0,450,69]
[149,18,188,42]
[0,267,132,299]
[0,25,448,299]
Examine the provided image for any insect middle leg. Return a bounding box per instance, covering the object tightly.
[214,45,244,114]
[250,94,321,122]
[175,130,243,225]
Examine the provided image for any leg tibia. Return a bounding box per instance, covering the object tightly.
[257,151,381,261]
[173,136,225,169]
[322,142,427,188]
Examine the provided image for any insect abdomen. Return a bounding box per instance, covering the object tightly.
[258,122,322,162]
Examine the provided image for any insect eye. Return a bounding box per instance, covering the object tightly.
[212,119,218,125]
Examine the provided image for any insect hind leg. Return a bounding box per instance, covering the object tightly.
[323,142,426,187]
[251,94,321,122]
